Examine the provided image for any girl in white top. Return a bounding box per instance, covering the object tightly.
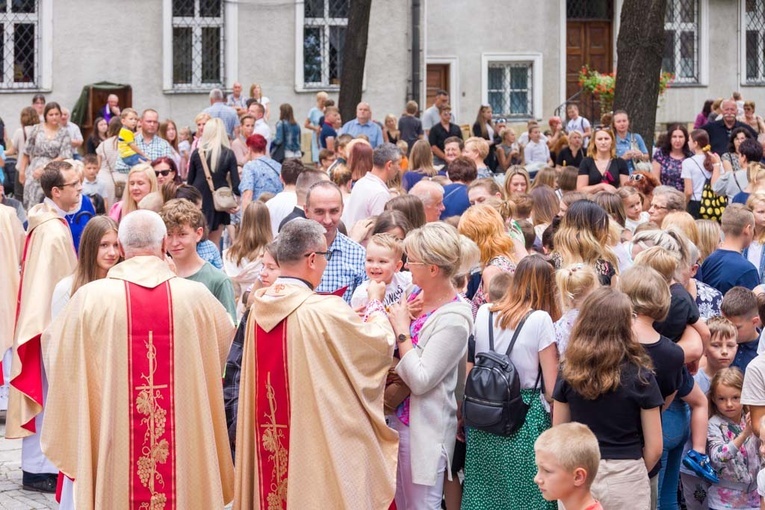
[617,186,650,233]
[350,234,412,312]
[681,129,720,216]
[222,201,272,318]
[49,217,120,510]
[554,264,598,358]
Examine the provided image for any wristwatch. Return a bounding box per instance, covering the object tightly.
[397,333,411,344]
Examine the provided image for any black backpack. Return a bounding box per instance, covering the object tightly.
[462,310,536,437]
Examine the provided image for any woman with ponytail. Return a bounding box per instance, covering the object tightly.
[681,129,722,218]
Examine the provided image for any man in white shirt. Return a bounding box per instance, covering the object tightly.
[342,143,400,228]
[249,102,271,153]
[565,104,592,142]
[422,89,450,135]
[265,159,302,235]
[60,108,83,154]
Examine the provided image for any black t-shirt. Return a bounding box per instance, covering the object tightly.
[428,122,463,152]
[578,157,629,187]
[653,283,700,343]
[642,335,685,400]
[557,147,584,168]
[399,115,423,154]
[554,362,664,460]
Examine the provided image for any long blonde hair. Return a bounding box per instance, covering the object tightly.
[198,118,230,173]
[747,192,765,243]
[227,202,273,266]
[123,163,159,217]
[553,200,618,269]
[409,139,437,176]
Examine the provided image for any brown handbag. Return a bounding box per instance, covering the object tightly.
[199,149,237,211]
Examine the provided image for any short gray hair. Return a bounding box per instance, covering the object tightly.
[118,210,167,252]
[209,88,224,101]
[653,185,686,212]
[277,219,326,263]
[373,143,402,168]
[410,180,444,205]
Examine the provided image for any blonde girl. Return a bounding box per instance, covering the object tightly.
[695,219,722,262]
[306,90,329,163]
[504,166,531,196]
[383,114,400,144]
[683,129,720,218]
[248,83,271,120]
[706,368,760,510]
[496,127,522,171]
[108,163,158,222]
[554,264,598,356]
[735,162,765,204]
[223,201,273,316]
[617,186,649,232]
[531,166,557,191]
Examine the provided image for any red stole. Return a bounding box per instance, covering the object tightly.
[125,282,176,509]
[253,319,290,509]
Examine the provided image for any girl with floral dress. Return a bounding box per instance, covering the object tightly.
[652,123,692,193]
[707,368,760,510]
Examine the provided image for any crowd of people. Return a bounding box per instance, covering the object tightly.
[5,86,765,510]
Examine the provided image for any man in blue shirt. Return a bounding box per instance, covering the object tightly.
[205,88,239,139]
[339,102,383,148]
[701,204,759,295]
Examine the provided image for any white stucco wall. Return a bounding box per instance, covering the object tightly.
[2,0,411,136]
[424,0,563,126]
[654,0,765,125]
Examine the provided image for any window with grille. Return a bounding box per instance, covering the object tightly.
[486,62,533,119]
[170,0,224,90]
[662,0,699,84]
[303,0,348,88]
[0,0,40,89]
[745,0,765,84]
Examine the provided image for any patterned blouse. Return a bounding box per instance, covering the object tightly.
[694,279,723,320]
[707,413,760,509]
[653,150,685,192]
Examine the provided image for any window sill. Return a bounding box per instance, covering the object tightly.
[0,87,50,94]
[294,85,341,93]
[163,87,223,94]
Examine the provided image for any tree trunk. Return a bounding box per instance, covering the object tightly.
[613,0,668,151]
[338,0,372,126]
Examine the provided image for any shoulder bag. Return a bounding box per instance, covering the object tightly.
[631,134,652,173]
[199,149,237,212]
[270,122,286,163]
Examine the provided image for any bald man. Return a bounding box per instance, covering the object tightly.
[101,94,121,123]
[339,102,383,148]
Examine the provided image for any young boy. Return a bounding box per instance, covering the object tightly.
[350,234,412,312]
[680,316,738,509]
[81,154,107,206]
[318,149,336,173]
[721,286,762,371]
[118,108,149,168]
[159,198,236,322]
[534,422,603,510]
[701,203,759,295]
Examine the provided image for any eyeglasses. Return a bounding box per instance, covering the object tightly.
[155,170,173,177]
[305,250,333,261]
[54,180,81,189]
[650,203,668,210]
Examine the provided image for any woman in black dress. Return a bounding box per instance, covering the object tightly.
[187,117,240,246]
[576,127,629,194]
[472,104,502,171]
[556,130,585,168]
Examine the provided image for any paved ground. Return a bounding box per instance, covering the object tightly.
[0,421,56,509]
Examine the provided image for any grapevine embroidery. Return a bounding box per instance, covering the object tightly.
[260,372,288,510]
[135,331,170,510]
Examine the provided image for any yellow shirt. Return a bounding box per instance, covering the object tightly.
[118,127,137,158]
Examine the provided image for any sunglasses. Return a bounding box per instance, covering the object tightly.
[155,170,173,177]
[304,250,333,261]
[630,173,645,181]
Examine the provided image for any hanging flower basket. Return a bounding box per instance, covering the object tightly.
[578,66,674,114]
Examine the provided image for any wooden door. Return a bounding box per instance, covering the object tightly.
[426,64,449,110]
[566,21,612,122]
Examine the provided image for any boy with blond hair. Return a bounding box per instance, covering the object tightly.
[350,233,412,312]
[118,108,148,168]
[534,423,602,510]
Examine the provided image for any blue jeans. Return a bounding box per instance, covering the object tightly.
[121,153,146,168]
[658,399,690,509]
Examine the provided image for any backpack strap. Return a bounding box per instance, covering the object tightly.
[488,311,496,352]
[503,309,534,357]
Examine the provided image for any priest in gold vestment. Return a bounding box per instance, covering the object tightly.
[41,210,236,509]
[234,218,398,510]
[0,203,24,408]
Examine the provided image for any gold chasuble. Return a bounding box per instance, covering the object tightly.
[234,278,398,510]
[7,203,76,438]
[0,205,25,378]
[41,256,236,510]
